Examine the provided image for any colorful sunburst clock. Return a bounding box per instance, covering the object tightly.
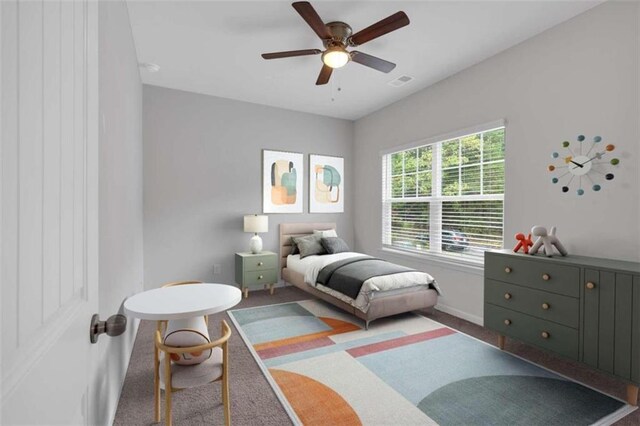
[547,135,619,196]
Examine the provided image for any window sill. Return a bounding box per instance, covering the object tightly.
[379,247,485,276]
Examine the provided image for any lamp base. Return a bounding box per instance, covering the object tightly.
[249,234,263,254]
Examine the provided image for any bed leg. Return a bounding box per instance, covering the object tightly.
[365,320,370,330]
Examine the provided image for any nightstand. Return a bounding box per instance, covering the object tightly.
[234,251,277,298]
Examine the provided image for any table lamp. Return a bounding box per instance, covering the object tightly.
[244,214,268,254]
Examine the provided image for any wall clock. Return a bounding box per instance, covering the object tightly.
[547,135,619,196]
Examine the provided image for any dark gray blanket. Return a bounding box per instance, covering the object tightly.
[316,256,415,299]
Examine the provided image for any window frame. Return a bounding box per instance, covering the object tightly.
[381,120,506,266]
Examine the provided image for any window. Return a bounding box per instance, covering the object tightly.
[382,125,505,263]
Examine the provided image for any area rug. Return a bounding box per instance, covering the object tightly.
[228,300,635,426]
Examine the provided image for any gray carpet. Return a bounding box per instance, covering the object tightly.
[113,286,639,425]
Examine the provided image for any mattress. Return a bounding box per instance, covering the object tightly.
[286,252,438,313]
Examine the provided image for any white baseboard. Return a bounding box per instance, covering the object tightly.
[435,303,484,326]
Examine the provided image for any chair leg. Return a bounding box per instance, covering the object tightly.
[154,349,161,422]
[222,375,230,426]
[165,357,172,426]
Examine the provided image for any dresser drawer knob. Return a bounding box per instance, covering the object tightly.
[504,293,512,300]
[541,331,550,339]
[258,262,264,266]
[542,303,550,310]
[586,282,596,290]
[542,274,550,281]
[258,275,263,280]
[504,319,512,326]
[504,267,512,273]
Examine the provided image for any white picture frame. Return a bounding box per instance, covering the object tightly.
[309,154,344,213]
[262,150,304,214]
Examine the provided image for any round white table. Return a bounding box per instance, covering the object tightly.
[124,283,242,321]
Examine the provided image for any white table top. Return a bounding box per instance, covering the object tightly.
[124,283,242,320]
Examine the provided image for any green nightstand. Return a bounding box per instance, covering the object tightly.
[235,251,277,298]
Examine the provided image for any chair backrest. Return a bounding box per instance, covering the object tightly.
[157,280,208,354]
[161,280,203,288]
[156,320,231,357]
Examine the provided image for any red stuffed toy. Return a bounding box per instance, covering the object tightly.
[513,233,533,254]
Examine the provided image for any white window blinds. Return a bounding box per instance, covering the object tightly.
[382,126,505,263]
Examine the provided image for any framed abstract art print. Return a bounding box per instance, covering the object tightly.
[309,154,344,213]
[262,150,303,213]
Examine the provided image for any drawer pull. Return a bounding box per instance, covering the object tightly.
[504,293,512,300]
[586,282,596,290]
[504,267,512,273]
[258,275,264,280]
[541,331,550,339]
[258,262,264,266]
[542,303,550,310]
[504,319,512,326]
[542,273,551,281]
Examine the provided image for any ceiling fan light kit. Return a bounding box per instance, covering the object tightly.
[322,45,349,69]
[261,1,410,85]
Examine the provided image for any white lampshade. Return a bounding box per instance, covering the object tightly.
[244,215,268,234]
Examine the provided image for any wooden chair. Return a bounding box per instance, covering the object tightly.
[154,320,232,426]
[154,280,208,423]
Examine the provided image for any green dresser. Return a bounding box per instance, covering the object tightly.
[484,250,640,405]
[235,251,277,298]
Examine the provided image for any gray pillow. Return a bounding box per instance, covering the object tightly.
[289,237,299,255]
[293,234,326,259]
[321,237,350,254]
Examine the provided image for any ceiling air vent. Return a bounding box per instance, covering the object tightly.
[388,75,414,87]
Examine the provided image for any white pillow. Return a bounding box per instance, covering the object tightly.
[163,317,212,365]
[313,229,338,238]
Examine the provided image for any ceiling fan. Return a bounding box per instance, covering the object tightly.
[261,1,410,85]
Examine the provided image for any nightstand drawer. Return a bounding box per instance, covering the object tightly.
[243,269,277,286]
[485,253,579,297]
[485,304,579,360]
[243,255,277,272]
[485,279,579,328]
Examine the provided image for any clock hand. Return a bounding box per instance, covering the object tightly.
[571,152,604,169]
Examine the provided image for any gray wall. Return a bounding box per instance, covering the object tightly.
[353,1,640,324]
[143,86,354,289]
[95,0,144,424]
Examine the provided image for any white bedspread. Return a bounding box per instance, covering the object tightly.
[286,252,436,313]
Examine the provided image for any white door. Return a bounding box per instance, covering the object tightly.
[1,0,100,424]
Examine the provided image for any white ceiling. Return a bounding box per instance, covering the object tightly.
[126,1,602,120]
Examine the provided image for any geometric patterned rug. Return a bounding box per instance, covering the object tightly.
[228,300,635,426]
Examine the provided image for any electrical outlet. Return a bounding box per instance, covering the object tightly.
[213,264,221,275]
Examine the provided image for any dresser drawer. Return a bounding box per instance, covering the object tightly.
[242,255,277,272]
[485,304,579,360]
[243,269,277,286]
[485,253,579,297]
[485,279,579,328]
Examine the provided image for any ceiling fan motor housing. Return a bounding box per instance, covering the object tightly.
[323,21,353,47]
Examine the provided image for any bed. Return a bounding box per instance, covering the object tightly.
[279,222,440,328]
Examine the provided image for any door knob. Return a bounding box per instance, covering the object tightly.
[504,267,512,273]
[258,262,264,266]
[542,274,550,281]
[541,331,550,339]
[586,282,596,290]
[504,293,512,300]
[90,314,127,344]
[504,319,512,325]
[542,303,550,310]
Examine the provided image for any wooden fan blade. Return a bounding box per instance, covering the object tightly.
[316,64,333,85]
[292,2,331,40]
[262,49,321,59]
[349,11,410,46]
[350,51,396,73]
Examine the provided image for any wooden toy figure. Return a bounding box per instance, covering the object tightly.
[513,233,534,254]
[529,225,568,257]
